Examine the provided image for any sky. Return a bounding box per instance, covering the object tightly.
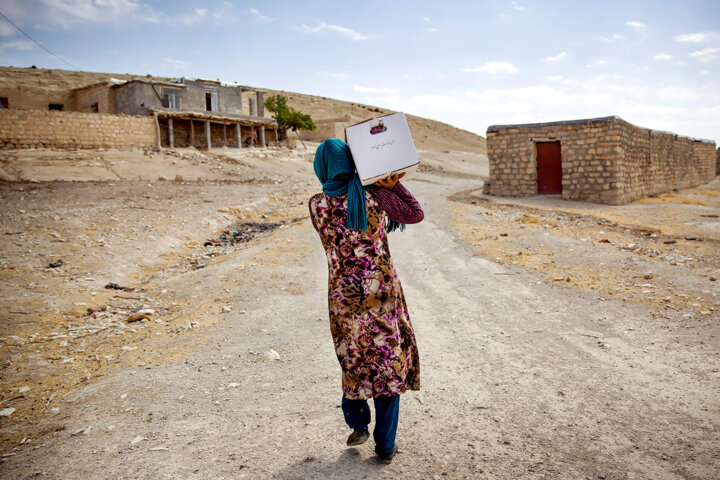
[0,0,719,144]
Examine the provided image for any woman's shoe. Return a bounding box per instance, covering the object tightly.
[346,429,369,446]
[376,446,396,464]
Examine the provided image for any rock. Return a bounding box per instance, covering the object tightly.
[266,349,281,361]
[71,426,91,436]
[643,272,654,279]
[50,407,60,415]
[131,435,145,445]
[221,306,232,313]
[228,383,239,388]
[0,407,16,417]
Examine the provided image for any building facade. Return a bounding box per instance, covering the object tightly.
[0,68,279,149]
[484,116,717,204]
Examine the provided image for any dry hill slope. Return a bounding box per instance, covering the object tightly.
[265,88,486,154]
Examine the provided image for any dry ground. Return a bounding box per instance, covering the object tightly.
[0,146,718,480]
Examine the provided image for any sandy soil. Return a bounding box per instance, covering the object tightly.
[0,145,718,480]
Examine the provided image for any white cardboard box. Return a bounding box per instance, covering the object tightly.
[345,112,420,186]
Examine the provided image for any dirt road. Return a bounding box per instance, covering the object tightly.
[1,148,718,479]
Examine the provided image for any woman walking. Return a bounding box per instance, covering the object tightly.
[308,138,424,463]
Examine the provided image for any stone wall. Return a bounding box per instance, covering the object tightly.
[615,119,717,203]
[0,109,157,150]
[716,148,720,175]
[484,116,716,204]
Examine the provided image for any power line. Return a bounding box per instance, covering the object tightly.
[0,10,80,70]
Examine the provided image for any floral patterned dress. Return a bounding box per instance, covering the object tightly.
[309,186,421,400]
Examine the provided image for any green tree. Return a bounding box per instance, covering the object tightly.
[264,95,316,147]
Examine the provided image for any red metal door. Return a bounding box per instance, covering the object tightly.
[536,142,562,194]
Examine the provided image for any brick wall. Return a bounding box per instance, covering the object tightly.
[484,116,716,205]
[0,109,157,150]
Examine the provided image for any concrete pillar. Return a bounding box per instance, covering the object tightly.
[205,121,211,149]
[259,126,266,148]
[257,92,264,117]
[235,124,241,148]
[168,117,174,148]
[249,98,256,116]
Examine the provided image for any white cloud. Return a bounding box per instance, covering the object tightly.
[586,59,607,68]
[353,85,397,94]
[544,52,567,62]
[0,39,35,51]
[595,33,624,42]
[0,23,15,37]
[34,0,160,26]
[315,71,347,79]
[349,79,720,144]
[512,2,525,11]
[161,58,191,70]
[675,32,720,43]
[423,17,431,22]
[463,61,519,74]
[654,53,672,61]
[300,21,367,41]
[690,47,720,62]
[426,28,439,33]
[249,8,272,23]
[2,0,162,28]
[626,21,646,28]
[183,8,207,24]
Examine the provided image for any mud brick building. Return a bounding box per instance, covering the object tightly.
[484,116,717,204]
[0,67,279,150]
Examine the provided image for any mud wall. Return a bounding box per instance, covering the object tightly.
[0,109,157,150]
[299,122,347,142]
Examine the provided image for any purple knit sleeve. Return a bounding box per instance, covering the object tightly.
[373,182,424,224]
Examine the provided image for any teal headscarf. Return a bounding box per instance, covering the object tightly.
[314,138,367,231]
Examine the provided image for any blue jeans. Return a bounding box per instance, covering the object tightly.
[341,395,400,456]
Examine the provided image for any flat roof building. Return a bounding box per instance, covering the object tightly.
[484,116,716,204]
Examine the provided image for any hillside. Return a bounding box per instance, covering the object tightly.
[0,66,486,153]
[265,88,486,154]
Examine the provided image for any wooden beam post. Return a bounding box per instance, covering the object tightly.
[190,120,194,147]
[168,117,174,148]
[205,121,212,149]
[223,123,227,147]
[153,112,161,150]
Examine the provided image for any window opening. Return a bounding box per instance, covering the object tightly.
[48,104,63,111]
[162,88,181,109]
[0,97,8,109]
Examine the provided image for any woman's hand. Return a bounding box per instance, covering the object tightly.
[375,172,406,189]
